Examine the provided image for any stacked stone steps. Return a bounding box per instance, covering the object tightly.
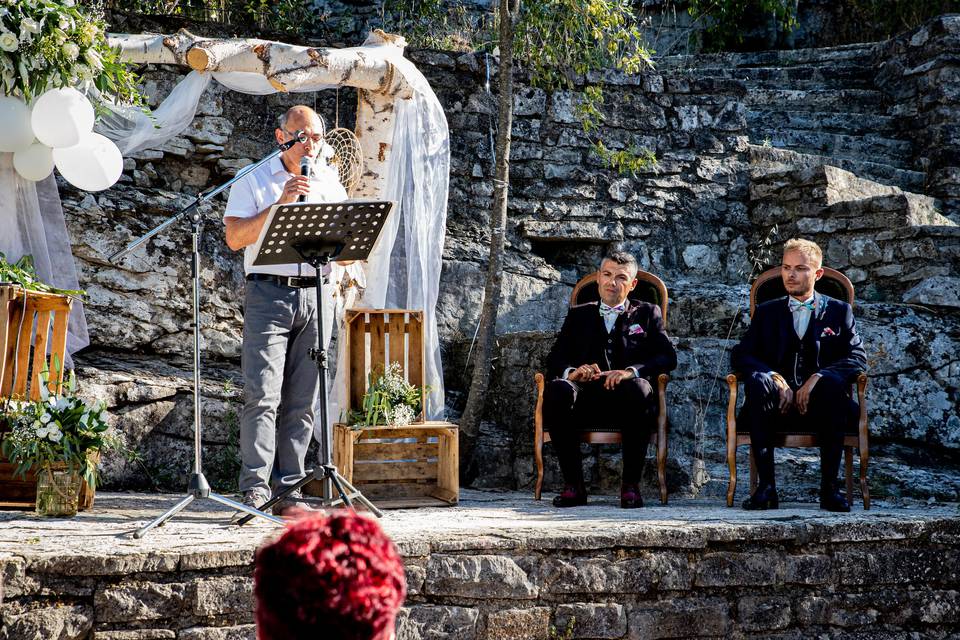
[748,110,898,136]
[750,144,926,193]
[749,156,958,301]
[661,41,922,193]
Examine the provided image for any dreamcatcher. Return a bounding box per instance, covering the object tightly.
[321,88,363,194]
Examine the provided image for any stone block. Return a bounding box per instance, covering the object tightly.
[93,631,176,639]
[794,595,830,626]
[177,626,256,640]
[193,576,253,617]
[95,581,189,622]
[918,589,960,623]
[484,607,550,640]
[694,553,782,587]
[405,563,427,596]
[902,276,960,308]
[555,603,626,639]
[681,245,721,273]
[628,597,731,639]
[848,239,883,266]
[784,555,833,585]
[425,555,538,599]
[836,549,959,585]
[540,553,691,595]
[737,596,791,631]
[0,604,92,640]
[396,605,479,640]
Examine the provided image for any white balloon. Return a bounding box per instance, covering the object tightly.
[13,143,54,181]
[53,132,123,192]
[31,87,95,149]
[0,96,35,152]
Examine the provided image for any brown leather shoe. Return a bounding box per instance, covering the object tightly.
[620,483,643,509]
[552,485,587,508]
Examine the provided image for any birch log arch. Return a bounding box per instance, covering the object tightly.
[106,28,414,198]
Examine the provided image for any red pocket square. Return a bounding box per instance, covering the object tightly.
[820,327,837,337]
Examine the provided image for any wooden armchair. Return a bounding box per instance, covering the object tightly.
[725,267,870,509]
[534,270,671,504]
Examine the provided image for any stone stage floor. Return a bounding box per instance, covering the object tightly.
[2,491,960,639]
[2,490,958,560]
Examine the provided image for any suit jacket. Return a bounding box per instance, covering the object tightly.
[546,300,677,381]
[730,292,867,385]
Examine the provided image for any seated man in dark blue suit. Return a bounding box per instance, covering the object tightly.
[731,238,867,512]
[543,251,677,509]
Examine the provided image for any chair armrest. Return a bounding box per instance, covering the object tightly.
[845,370,868,385]
[725,373,739,438]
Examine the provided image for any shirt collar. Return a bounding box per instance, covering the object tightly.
[270,156,289,177]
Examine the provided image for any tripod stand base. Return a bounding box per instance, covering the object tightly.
[236,464,382,526]
[134,473,283,538]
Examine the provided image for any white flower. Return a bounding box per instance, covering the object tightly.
[63,0,75,6]
[47,427,63,443]
[0,31,18,53]
[84,48,102,71]
[62,41,79,61]
[40,412,51,424]
[21,18,40,34]
[55,396,71,411]
[74,63,91,80]
[80,23,97,45]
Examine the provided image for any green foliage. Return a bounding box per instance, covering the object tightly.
[95,0,326,34]
[548,616,576,640]
[514,0,653,93]
[843,0,960,40]
[687,0,797,51]
[592,139,658,177]
[0,252,85,297]
[381,0,494,51]
[1,365,132,490]
[349,362,424,428]
[1,0,146,106]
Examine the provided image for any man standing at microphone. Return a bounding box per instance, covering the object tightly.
[223,105,346,517]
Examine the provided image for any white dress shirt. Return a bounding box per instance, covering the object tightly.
[790,294,815,338]
[224,156,348,276]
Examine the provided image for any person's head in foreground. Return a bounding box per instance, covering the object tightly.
[254,510,406,640]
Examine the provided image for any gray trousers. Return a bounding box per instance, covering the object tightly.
[239,280,319,498]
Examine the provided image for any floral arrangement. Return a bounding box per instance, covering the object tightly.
[349,362,424,428]
[1,368,127,490]
[0,0,143,105]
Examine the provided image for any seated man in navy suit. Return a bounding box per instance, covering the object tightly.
[731,238,867,512]
[543,251,677,508]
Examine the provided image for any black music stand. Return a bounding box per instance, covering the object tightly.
[236,200,394,524]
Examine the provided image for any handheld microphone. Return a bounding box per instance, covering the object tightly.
[278,130,308,151]
[298,156,311,203]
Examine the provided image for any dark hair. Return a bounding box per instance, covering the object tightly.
[254,511,406,640]
[601,250,639,276]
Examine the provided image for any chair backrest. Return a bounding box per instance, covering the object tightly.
[569,270,669,327]
[0,286,71,400]
[344,309,425,420]
[750,266,854,317]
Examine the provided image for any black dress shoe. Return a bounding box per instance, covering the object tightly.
[552,486,587,508]
[620,483,643,509]
[742,485,779,510]
[820,490,851,512]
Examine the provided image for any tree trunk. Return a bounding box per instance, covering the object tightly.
[458,0,519,464]
[108,29,409,201]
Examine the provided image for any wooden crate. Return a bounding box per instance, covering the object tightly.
[0,285,82,510]
[333,422,458,509]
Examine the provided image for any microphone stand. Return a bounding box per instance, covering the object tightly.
[110,136,306,538]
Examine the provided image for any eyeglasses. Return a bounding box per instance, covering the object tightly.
[282,128,324,145]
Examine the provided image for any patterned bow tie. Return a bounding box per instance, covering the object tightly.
[599,302,626,318]
[788,298,815,313]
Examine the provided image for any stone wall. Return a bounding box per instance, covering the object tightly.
[4,511,960,639]
[59,15,960,499]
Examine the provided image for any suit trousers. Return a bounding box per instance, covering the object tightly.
[741,371,858,486]
[543,376,656,487]
[238,280,320,499]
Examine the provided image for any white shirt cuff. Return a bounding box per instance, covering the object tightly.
[562,367,576,380]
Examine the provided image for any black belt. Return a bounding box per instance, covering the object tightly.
[246,273,318,288]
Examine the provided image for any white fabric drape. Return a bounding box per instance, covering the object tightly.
[0,155,89,362]
[95,45,450,427]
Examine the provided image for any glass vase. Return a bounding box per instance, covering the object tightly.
[35,465,81,517]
